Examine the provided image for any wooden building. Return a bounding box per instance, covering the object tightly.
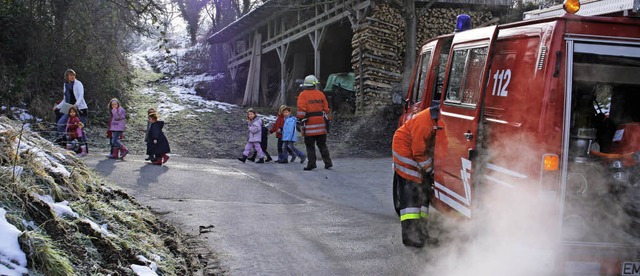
[208,0,513,114]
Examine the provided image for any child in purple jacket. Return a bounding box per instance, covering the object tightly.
[106,98,129,159]
[237,108,265,164]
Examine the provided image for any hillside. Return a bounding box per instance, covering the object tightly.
[0,117,221,275]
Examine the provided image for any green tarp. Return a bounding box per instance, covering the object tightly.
[323,72,355,93]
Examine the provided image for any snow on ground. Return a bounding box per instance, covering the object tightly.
[15,139,70,178]
[139,87,185,116]
[169,85,236,113]
[0,208,29,276]
[35,194,79,219]
[130,255,159,276]
[2,106,41,130]
[130,49,238,118]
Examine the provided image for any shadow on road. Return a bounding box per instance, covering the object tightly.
[94,158,118,176]
[136,163,170,187]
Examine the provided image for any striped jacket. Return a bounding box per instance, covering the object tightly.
[296,89,330,136]
[392,108,436,183]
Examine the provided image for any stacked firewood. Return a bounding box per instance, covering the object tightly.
[351,3,405,114]
[417,8,494,48]
[351,4,495,114]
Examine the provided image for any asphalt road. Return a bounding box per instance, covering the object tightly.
[84,154,432,275]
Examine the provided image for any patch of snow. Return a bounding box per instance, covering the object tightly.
[0,166,23,180]
[82,218,109,237]
[0,208,29,276]
[170,74,215,87]
[7,107,40,123]
[259,115,277,127]
[128,53,154,71]
[20,219,37,231]
[35,194,79,219]
[136,255,158,272]
[15,139,70,178]
[131,264,158,276]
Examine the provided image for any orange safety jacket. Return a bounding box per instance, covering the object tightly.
[392,108,435,183]
[296,89,330,136]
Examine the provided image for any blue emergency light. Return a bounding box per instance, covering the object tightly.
[455,14,471,32]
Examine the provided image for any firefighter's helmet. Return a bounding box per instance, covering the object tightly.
[300,75,319,88]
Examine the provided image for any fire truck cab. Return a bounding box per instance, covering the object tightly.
[395,7,640,275]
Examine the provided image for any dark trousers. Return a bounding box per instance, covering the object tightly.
[397,173,431,247]
[303,134,332,167]
[276,138,293,160]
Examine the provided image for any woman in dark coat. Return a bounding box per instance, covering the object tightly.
[147,113,171,165]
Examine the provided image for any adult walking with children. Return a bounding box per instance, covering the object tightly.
[296,75,333,171]
[54,69,88,142]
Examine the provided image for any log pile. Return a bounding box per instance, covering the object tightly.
[417,8,494,48]
[350,3,495,115]
[351,3,405,115]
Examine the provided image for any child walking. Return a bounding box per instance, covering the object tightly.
[238,108,266,164]
[270,105,294,163]
[144,107,157,161]
[106,98,129,159]
[147,112,171,165]
[65,106,87,157]
[247,121,273,162]
[279,106,306,164]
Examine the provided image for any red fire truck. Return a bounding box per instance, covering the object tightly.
[393,2,640,274]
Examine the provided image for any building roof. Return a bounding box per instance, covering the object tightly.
[209,0,514,44]
[208,0,287,43]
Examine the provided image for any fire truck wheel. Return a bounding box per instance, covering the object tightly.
[393,172,401,216]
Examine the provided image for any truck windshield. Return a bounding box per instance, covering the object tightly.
[563,42,640,245]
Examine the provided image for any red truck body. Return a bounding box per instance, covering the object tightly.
[396,13,640,275]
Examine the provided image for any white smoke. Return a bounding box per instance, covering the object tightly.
[421,181,559,276]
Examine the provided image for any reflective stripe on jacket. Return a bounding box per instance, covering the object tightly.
[392,108,435,183]
[296,89,330,136]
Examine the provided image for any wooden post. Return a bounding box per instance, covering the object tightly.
[243,32,262,106]
[276,43,289,105]
[308,27,326,78]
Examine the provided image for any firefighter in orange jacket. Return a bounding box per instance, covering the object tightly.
[296,75,333,171]
[392,106,438,247]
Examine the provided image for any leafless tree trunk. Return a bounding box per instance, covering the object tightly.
[390,0,417,94]
[174,0,209,45]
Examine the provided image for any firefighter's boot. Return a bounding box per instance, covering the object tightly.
[401,220,425,248]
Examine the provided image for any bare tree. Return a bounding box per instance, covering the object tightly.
[389,0,417,94]
[174,0,210,45]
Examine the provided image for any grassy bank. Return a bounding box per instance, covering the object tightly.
[0,116,215,275]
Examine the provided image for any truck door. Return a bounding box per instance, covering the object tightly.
[401,43,435,124]
[432,26,498,218]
